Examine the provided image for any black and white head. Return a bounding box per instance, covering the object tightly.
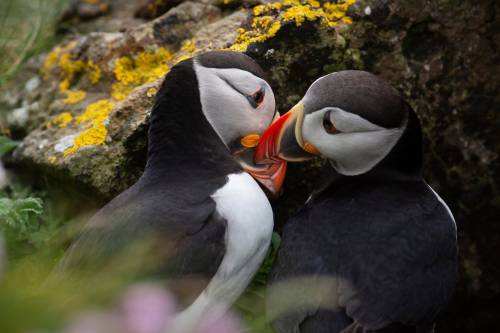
[255,70,421,189]
[194,52,276,149]
[146,51,285,192]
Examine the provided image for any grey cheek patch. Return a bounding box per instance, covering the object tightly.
[193,62,276,147]
[302,107,405,176]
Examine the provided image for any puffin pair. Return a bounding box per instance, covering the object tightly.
[58,51,284,332]
[255,71,458,332]
[59,50,457,333]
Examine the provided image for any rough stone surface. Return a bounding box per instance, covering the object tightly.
[0,0,499,331]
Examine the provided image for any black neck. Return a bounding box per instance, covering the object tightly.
[372,103,423,179]
[143,59,241,183]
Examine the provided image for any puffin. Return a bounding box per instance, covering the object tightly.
[56,51,287,332]
[254,71,457,333]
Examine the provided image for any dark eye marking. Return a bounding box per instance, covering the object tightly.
[219,76,265,109]
[247,87,265,108]
[323,110,340,134]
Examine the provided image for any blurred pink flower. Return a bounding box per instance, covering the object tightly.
[61,283,245,333]
[119,283,176,333]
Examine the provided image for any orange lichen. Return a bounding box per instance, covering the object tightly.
[111,47,173,101]
[64,100,114,156]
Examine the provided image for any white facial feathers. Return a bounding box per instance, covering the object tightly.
[302,107,406,175]
[194,62,276,147]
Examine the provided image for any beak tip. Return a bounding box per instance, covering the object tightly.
[245,159,287,197]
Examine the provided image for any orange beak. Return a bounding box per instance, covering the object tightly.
[243,161,287,196]
[236,113,288,196]
[254,102,319,168]
[254,111,295,165]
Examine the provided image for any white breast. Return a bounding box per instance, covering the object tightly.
[169,172,273,332]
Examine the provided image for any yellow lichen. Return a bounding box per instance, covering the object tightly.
[74,99,114,125]
[42,47,62,80]
[59,79,70,92]
[58,53,86,84]
[87,61,101,85]
[173,39,199,65]
[322,0,356,26]
[147,87,158,98]
[282,4,323,26]
[173,53,192,64]
[308,0,320,8]
[230,0,355,52]
[253,4,266,16]
[230,20,281,52]
[111,82,133,101]
[181,39,197,53]
[48,156,57,164]
[64,125,108,157]
[41,41,104,104]
[64,100,114,156]
[48,112,73,128]
[111,47,172,101]
[64,90,87,105]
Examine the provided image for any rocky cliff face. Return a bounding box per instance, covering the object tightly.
[0,0,498,331]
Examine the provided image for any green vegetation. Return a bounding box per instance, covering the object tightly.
[0,135,279,333]
[0,0,68,85]
[236,232,281,333]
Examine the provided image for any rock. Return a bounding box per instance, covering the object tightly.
[25,77,41,93]
[5,1,225,199]
[134,0,186,19]
[61,0,146,33]
[7,105,29,129]
[149,1,222,48]
[0,0,499,331]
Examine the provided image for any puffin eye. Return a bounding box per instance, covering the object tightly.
[248,88,265,108]
[323,110,339,134]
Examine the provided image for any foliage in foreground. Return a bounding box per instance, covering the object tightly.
[0,0,68,85]
[0,135,281,332]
